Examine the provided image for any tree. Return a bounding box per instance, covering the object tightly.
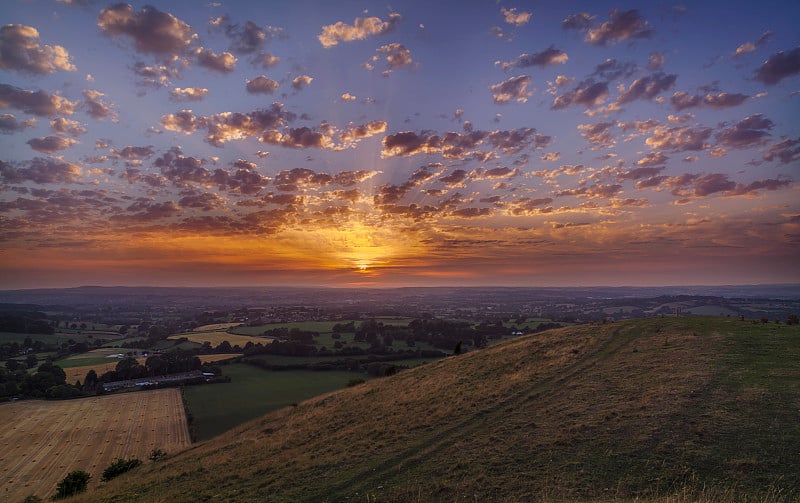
[54,470,90,499]
[25,354,38,369]
[82,369,99,392]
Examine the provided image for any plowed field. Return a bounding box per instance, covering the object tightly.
[0,389,191,501]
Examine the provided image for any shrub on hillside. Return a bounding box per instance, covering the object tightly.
[149,448,167,462]
[101,458,142,481]
[54,470,90,499]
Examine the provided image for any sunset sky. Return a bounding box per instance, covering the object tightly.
[1,0,799,289]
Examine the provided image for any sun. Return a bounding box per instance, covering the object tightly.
[357,263,369,272]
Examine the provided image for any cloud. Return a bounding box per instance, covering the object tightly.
[262,126,332,149]
[506,197,554,216]
[0,84,77,117]
[170,87,208,102]
[555,183,623,198]
[381,127,543,159]
[160,103,296,146]
[552,79,608,109]
[245,76,279,94]
[734,31,772,57]
[366,43,413,74]
[153,148,211,186]
[578,121,616,148]
[763,137,800,164]
[27,135,78,153]
[318,13,401,48]
[217,160,271,195]
[490,75,533,104]
[341,93,357,102]
[617,119,659,136]
[178,191,225,211]
[222,20,285,54]
[131,62,178,89]
[618,166,664,181]
[116,198,181,221]
[716,113,772,148]
[591,58,636,81]
[196,48,237,73]
[616,72,676,104]
[635,152,668,167]
[50,117,86,136]
[0,113,36,134]
[584,9,652,46]
[451,207,492,218]
[671,91,749,111]
[727,178,792,196]
[498,47,568,71]
[439,169,469,187]
[663,172,791,198]
[647,52,664,70]
[291,75,313,90]
[272,167,375,192]
[110,145,154,159]
[82,89,116,120]
[667,113,693,124]
[753,47,800,85]
[501,7,532,26]
[97,4,194,56]
[0,157,82,184]
[256,53,280,69]
[0,24,75,74]
[645,125,712,151]
[562,12,595,30]
[338,120,387,146]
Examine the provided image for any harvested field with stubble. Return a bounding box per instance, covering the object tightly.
[0,389,191,502]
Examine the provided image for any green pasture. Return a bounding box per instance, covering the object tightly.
[182,364,368,441]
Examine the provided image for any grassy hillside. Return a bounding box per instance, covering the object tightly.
[70,317,799,502]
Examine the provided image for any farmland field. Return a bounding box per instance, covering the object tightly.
[61,353,241,384]
[168,331,269,347]
[0,389,191,501]
[182,363,367,441]
[193,322,243,331]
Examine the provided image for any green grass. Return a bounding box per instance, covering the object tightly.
[55,357,117,368]
[0,331,95,345]
[181,364,367,441]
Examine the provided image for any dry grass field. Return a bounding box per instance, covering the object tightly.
[0,389,191,502]
[62,353,241,384]
[168,331,270,347]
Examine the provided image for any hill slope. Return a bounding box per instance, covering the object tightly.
[73,317,799,502]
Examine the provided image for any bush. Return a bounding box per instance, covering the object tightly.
[149,448,167,462]
[54,470,90,499]
[101,457,142,481]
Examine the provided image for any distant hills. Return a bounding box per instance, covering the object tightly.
[2,284,798,322]
[72,316,799,502]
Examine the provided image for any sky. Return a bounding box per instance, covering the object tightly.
[0,0,799,289]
